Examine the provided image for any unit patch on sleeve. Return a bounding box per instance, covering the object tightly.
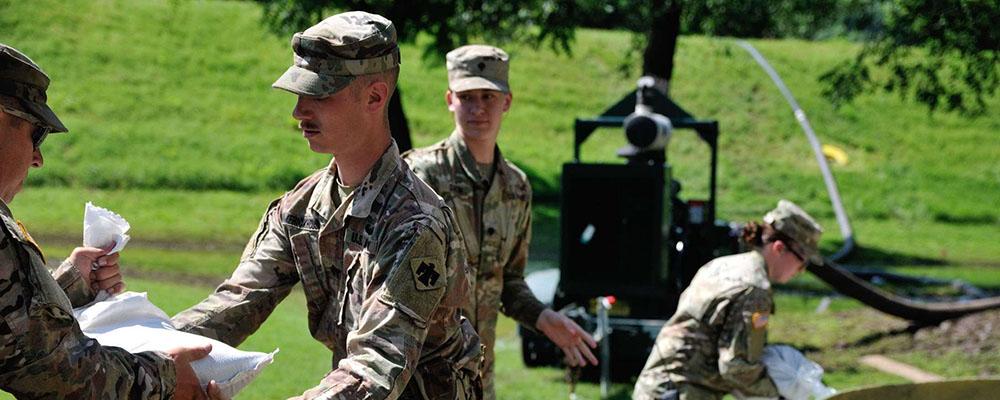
[410,257,443,291]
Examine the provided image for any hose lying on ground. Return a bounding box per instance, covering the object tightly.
[809,260,1000,323]
[737,40,1000,324]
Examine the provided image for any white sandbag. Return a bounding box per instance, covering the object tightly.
[83,202,130,254]
[74,292,276,397]
[761,345,836,400]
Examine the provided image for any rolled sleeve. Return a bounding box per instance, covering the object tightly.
[52,258,95,308]
[0,231,176,399]
[171,198,298,346]
[500,198,546,328]
[716,288,779,397]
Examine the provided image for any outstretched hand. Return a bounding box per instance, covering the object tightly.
[535,309,599,367]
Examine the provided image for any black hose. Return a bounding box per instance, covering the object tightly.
[809,260,1000,323]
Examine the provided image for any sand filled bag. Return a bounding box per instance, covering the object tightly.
[74,291,276,397]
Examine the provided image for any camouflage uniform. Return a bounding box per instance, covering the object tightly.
[404,132,543,399]
[403,45,545,400]
[0,44,177,399]
[173,143,481,399]
[172,12,482,400]
[633,200,823,400]
[632,251,779,400]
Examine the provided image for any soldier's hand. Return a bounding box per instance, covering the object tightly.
[536,309,599,367]
[167,344,212,400]
[67,246,125,295]
[207,380,230,400]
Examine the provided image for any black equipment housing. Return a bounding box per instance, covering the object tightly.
[520,86,739,381]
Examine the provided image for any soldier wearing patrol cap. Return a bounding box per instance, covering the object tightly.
[633,199,823,400]
[171,11,483,399]
[0,43,216,399]
[403,45,597,399]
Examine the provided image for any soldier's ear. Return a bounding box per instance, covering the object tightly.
[772,240,788,256]
[502,92,512,112]
[366,80,389,112]
[445,90,459,112]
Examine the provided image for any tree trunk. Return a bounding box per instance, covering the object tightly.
[642,0,682,83]
[388,87,412,152]
[384,6,413,152]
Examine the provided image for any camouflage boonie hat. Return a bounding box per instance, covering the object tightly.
[446,45,509,93]
[0,44,67,133]
[764,199,823,266]
[272,11,400,97]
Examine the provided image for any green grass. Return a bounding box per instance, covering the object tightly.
[2,0,998,398]
[2,0,997,227]
[0,279,985,399]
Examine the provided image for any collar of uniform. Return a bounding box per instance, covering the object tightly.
[0,198,12,221]
[749,249,770,283]
[447,131,503,188]
[313,141,401,223]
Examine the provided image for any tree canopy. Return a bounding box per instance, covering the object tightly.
[820,0,999,114]
[253,0,582,58]
[254,0,998,116]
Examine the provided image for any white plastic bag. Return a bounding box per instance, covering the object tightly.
[74,292,277,398]
[83,202,130,254]
[761,345,837,400]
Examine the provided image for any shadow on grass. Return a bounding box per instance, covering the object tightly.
[932,212,997,225]
[824,240,946,267]
[828,325,919,351]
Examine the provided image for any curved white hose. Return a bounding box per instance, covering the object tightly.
[736,40,856,261]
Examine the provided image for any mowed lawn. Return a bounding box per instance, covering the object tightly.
[0,274,986,399]
[2,0,999,398]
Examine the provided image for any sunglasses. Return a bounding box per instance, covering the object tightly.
[31,125,50,149]
[785,245,810,272]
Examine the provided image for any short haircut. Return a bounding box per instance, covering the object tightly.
[349,66,400,120]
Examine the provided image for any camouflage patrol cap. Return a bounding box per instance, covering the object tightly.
[0,44,67,133]
[446,45,510,93]
[272,11,400,97]
[764,199,824,266]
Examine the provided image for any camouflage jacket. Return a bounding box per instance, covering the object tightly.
[0,200,177,399]
[172,142,482,400]
[403,132,545,398]
[633,251,779,400]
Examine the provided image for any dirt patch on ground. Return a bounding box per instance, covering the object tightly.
[912,309,1000,355]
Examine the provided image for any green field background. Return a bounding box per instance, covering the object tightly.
[1,0,997,398]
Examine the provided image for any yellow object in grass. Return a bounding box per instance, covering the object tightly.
[822,144,849,166]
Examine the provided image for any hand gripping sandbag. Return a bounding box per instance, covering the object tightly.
[761,345,837,400]
[74,292,277,397]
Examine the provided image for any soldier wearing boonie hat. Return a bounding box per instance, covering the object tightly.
[404,44,597,400]
[173,11,484,400]
[1,43,218,399]
[634,199,823,400]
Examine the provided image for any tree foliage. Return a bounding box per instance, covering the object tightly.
[820,0,999,114]
[253,0,997,115]
[253,0,583,58]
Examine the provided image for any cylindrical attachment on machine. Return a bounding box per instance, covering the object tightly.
[624,109,673,152]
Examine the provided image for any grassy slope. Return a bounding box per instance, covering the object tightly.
[1,0,998,398]
[2,0,996,225]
